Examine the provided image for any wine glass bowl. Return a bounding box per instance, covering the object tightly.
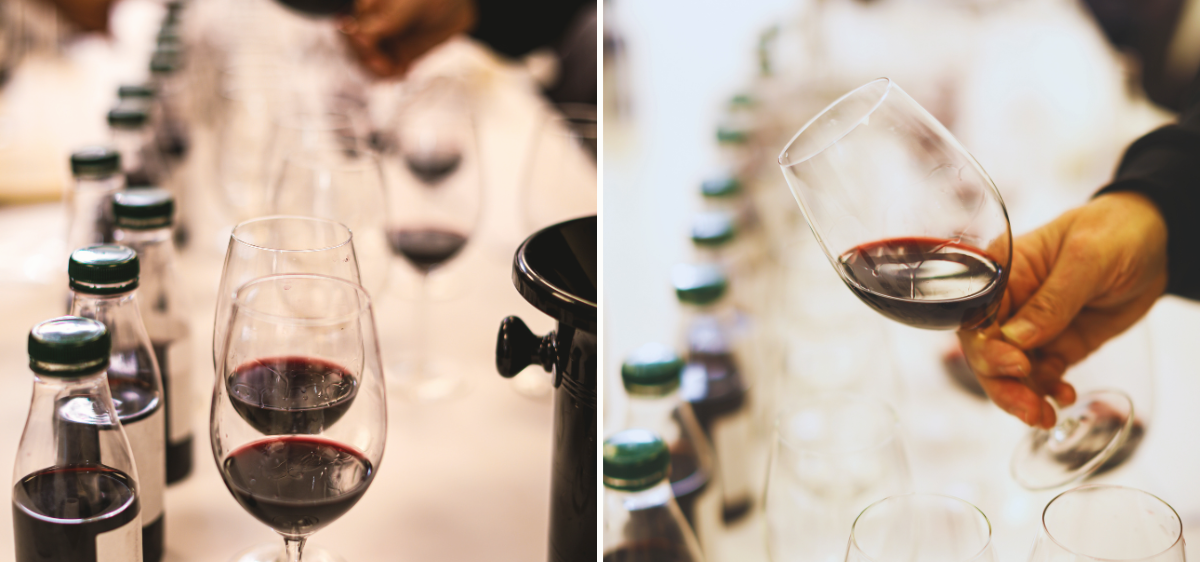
[212,274,385,559]
[1011,388,1134,490]
[778,77,1011,331]
[846,494,997,562]
[1031,485,1184,562]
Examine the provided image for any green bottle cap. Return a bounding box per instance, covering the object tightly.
[700,175,741,198]
[69,245,139,295]
[729,93,756,109]
[150,45,183,74]
[117,84,156,100]
[716,125,749,144]
[603,429,670,492]
[107,106,148,129]
[672,263,727,306]
[691,211,736,247]
[113,189,174,229]
[157,27,182,46]
[28,316,111,376]
[621,343,683,395]
[70,147,121,177]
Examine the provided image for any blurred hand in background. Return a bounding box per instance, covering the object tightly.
[339,0,476,78]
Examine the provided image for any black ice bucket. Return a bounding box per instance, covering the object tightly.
[495,216,596,562]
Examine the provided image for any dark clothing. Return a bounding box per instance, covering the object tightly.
[471,0,593,58]
[1098,90,1200,299]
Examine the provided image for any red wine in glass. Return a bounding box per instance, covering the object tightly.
[227,357,358,435]
[387,228,469,272]
[405,153,462,184]
[13,464,141,562]
[837,236,1005,330]
[221,436,374,536]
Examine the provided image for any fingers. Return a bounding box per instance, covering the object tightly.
[1000,241,1104,351]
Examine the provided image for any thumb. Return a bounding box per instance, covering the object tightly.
[1000,247,1101,350]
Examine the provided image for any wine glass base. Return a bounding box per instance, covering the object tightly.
[230,543,344,562]
[1011,388,1135,490]
[388,357,473,402]
[508,368,554,400]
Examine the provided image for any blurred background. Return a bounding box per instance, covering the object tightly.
[604,0,1200,560]
[0,0,596,560]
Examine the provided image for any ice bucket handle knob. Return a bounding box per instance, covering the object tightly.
[496,316,556,379]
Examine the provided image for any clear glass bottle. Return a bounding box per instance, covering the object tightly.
[67,245,166,562]
[603,429,704,562]
[112,189,192,485]
[14,316,143,562]
[66,147,124,256]
[671,263,755,526]
[621,343,714,532]
[107,106,165,189]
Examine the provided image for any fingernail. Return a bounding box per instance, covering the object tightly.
[1014,408,1030,426]
[1001,319,1037,347]
[997,364,1026,377]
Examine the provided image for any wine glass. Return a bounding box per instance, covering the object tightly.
[213,274,386,562]
[381,79,482,401]
[845,494,998,562]
[216,83,296,220]
[1028,485,1184,562]
[765,393,912,562]
[777,77,1133,491]
[213,216,364,369]
[269,145,390,296]
[265,111,359,190]
[521,103,598,235]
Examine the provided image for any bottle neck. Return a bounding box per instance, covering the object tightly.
[608,480,675,511]
[112,228,183,336]
[14,370,120,484]
[624,390,681,438]
[68,289,149,353]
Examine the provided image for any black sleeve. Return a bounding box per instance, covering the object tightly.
[470,0,593,58]
[1096,90,1200,299]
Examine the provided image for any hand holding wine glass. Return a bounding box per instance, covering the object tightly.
[957,191,1168,429]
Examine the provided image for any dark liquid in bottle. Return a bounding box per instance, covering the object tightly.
[152,341,193,484]
[387,228,469,272]
[221,436,374,536]
[838,237,1005,330]
[604,544,698,562]
[667,416,709,528]
[13,464,140,562]
[227,356,358,435]
[105,377,163,562]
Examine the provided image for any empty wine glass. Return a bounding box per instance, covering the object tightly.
[381,79,482,401]
[213,216,364,369]
[216,83,295,220]
[846,494,998,562]
[269,146,390,296]
[265,111,359,191]
[213,274,386,562]
[765,393,912,562]
[1028,485,1184,562]
[522,103,598,235]
[777,77,1134,492]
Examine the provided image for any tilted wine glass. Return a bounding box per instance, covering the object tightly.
[777,77,1133,490]
[212,274,386,562]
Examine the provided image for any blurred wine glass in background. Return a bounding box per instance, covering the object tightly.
[522,102,597,236]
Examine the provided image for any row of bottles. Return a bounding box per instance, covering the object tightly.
[13,3,199,560]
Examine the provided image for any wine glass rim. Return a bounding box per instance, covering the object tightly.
[778,77,892,169]
[1041,484,1183,561]
[774,391,900,455]
[232,273,373,324]
[231,215,354,253]
[850,493,993,562]
[281,146,381,171]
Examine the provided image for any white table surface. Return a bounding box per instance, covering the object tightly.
[0,2,593,559]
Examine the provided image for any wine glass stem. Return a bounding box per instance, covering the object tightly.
[284,537,306,562]
[415,272,429,377]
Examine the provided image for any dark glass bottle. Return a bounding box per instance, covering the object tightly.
[113,190,192,485]
[672,263,755,525]
[67,246,166,562]
[603,429,704,562]
[13,316,143,562]
[67,147,124,254]
[621,343,714,531]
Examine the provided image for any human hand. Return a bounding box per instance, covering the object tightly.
[339,0,476,77]
[43,0,118,32]
[958,191,1168,429]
